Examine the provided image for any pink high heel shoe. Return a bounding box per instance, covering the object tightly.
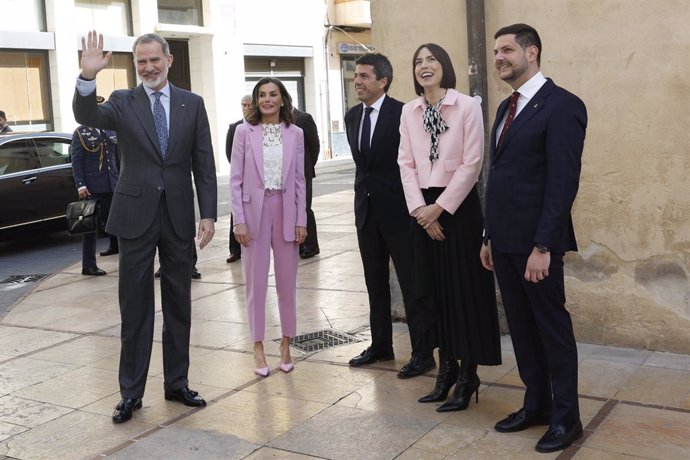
[255,366,270,377]
[278,362,294,373]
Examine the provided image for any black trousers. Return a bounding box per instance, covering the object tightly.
[356,200,434,357]
[491,249,580,426]
[301,175,319,251]
[117,197,194,398]
[228,213,241,255]
[81,192,117,269]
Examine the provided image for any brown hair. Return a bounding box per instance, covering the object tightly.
[246,77,294,126]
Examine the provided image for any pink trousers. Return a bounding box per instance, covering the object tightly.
[242,191,298,342]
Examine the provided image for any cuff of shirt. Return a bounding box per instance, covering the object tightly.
[76,77,97,97]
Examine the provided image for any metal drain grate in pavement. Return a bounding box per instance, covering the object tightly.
[1,274,50,284]
[281,329,363,352]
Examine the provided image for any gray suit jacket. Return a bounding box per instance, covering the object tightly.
[73,84,217,240]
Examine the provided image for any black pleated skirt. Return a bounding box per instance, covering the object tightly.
[412,185,502,365]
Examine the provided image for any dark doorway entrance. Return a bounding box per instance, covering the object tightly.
[167,39,191,90]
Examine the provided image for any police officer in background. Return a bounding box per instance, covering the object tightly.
[71,95,120,276]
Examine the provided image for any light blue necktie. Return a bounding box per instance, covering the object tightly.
[153,92,168,158]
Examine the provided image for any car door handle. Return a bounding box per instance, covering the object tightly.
[22,176,38,184]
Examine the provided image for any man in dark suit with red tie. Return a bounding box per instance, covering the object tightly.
[74,30,217,424]
[344,53,436,378]
[480,24,587,453]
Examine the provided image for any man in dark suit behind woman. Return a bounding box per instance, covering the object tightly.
[480,23,587,453]
[74,30,217,424]
[344,53,436,378]
[293,107,321,259]
[225,94,252,263]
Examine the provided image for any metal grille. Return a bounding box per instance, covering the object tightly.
[280,329,363,353]
[1,274,49,284]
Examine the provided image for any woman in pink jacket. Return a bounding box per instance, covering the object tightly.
[398,44,501,411]
[231,78,307,377]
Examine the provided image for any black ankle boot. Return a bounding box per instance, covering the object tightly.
[418,353,459,403]
[436,361,479,412]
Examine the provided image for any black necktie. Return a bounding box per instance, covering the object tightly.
[497,91,520,147]
[360,106,374,157]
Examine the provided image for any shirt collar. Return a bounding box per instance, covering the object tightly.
[143,82,171,99]
[515,71,547,100]
[364,93,386,112]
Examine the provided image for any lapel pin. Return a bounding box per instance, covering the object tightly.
[533,103,539,108]
[181,104,186,108]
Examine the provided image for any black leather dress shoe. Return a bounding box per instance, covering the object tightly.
[299,247,320,259]
[82,267,107,276]
[112,397,142,423]
[397,355,436,379]
[495,408,551,433]
[348,347,395,367]
[191,267,202,279]
[100,248,119,256]
[164,387,207,407]
[226,253,241,263]
[535,420,583,453]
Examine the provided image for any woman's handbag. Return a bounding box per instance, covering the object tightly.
[65,199,99,235]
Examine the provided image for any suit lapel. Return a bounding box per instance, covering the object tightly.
[491,97,510,160]
[167,85,186,159]
[249,123,264,184]
[348,104,364,160]
[130,86,162,160]
[493,79,554,160]
[368,96,391,165]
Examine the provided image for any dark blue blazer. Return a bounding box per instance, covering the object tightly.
[71,126,119,193]
[485,78,587,253]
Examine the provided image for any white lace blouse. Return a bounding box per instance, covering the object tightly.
[261,125,283,190]
[262,123,283,190]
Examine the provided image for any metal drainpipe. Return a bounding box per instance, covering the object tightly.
[465,0,490,202]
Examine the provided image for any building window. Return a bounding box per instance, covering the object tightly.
[0,0,45,31]
[75,0,133,36]
[158,0,203,26]
[244,57,305,110]
[77,52,137,98]
[341,56,359,112]
[0,51,52,131]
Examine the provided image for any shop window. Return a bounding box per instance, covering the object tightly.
[0,51,52,131]
[158,0,203,26]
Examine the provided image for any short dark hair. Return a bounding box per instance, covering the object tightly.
[133,33,170,57]
[494,23,542,66]
[0,111,6,119]
[246,77,294,126]
[355,53,393,92]
[412,43,457,96]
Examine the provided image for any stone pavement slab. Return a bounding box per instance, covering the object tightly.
[1,189,690,459]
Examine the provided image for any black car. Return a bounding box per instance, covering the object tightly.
[0,132,76,239]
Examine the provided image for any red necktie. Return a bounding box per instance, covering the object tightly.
[497,91,520,147]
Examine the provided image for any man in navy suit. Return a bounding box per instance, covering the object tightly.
[344,53,436,378]
[71,118,120,276]
[74,31,217,424]
[480,24,587,453]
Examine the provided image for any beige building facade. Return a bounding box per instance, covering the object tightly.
[372,0,690,353]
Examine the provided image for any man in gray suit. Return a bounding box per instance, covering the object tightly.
[74,31,217,424]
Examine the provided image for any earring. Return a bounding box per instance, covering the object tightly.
[281,103,284,107]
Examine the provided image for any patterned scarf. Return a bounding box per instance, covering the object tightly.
[422,95,448,163]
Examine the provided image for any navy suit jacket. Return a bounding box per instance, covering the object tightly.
[73,84,217,241]
[345,95,409,232]
[485,78,587,253]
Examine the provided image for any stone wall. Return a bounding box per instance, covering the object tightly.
[375,0,690,353]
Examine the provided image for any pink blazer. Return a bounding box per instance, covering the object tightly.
[398,88,484,215]
[230,121,307,241]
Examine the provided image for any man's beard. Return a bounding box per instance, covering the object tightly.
[142,67,169,90]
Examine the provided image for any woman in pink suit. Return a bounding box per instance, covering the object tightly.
[398,44,501,411]
[230,77,307,377]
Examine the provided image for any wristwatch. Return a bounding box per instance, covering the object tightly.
[535,244,550,254]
